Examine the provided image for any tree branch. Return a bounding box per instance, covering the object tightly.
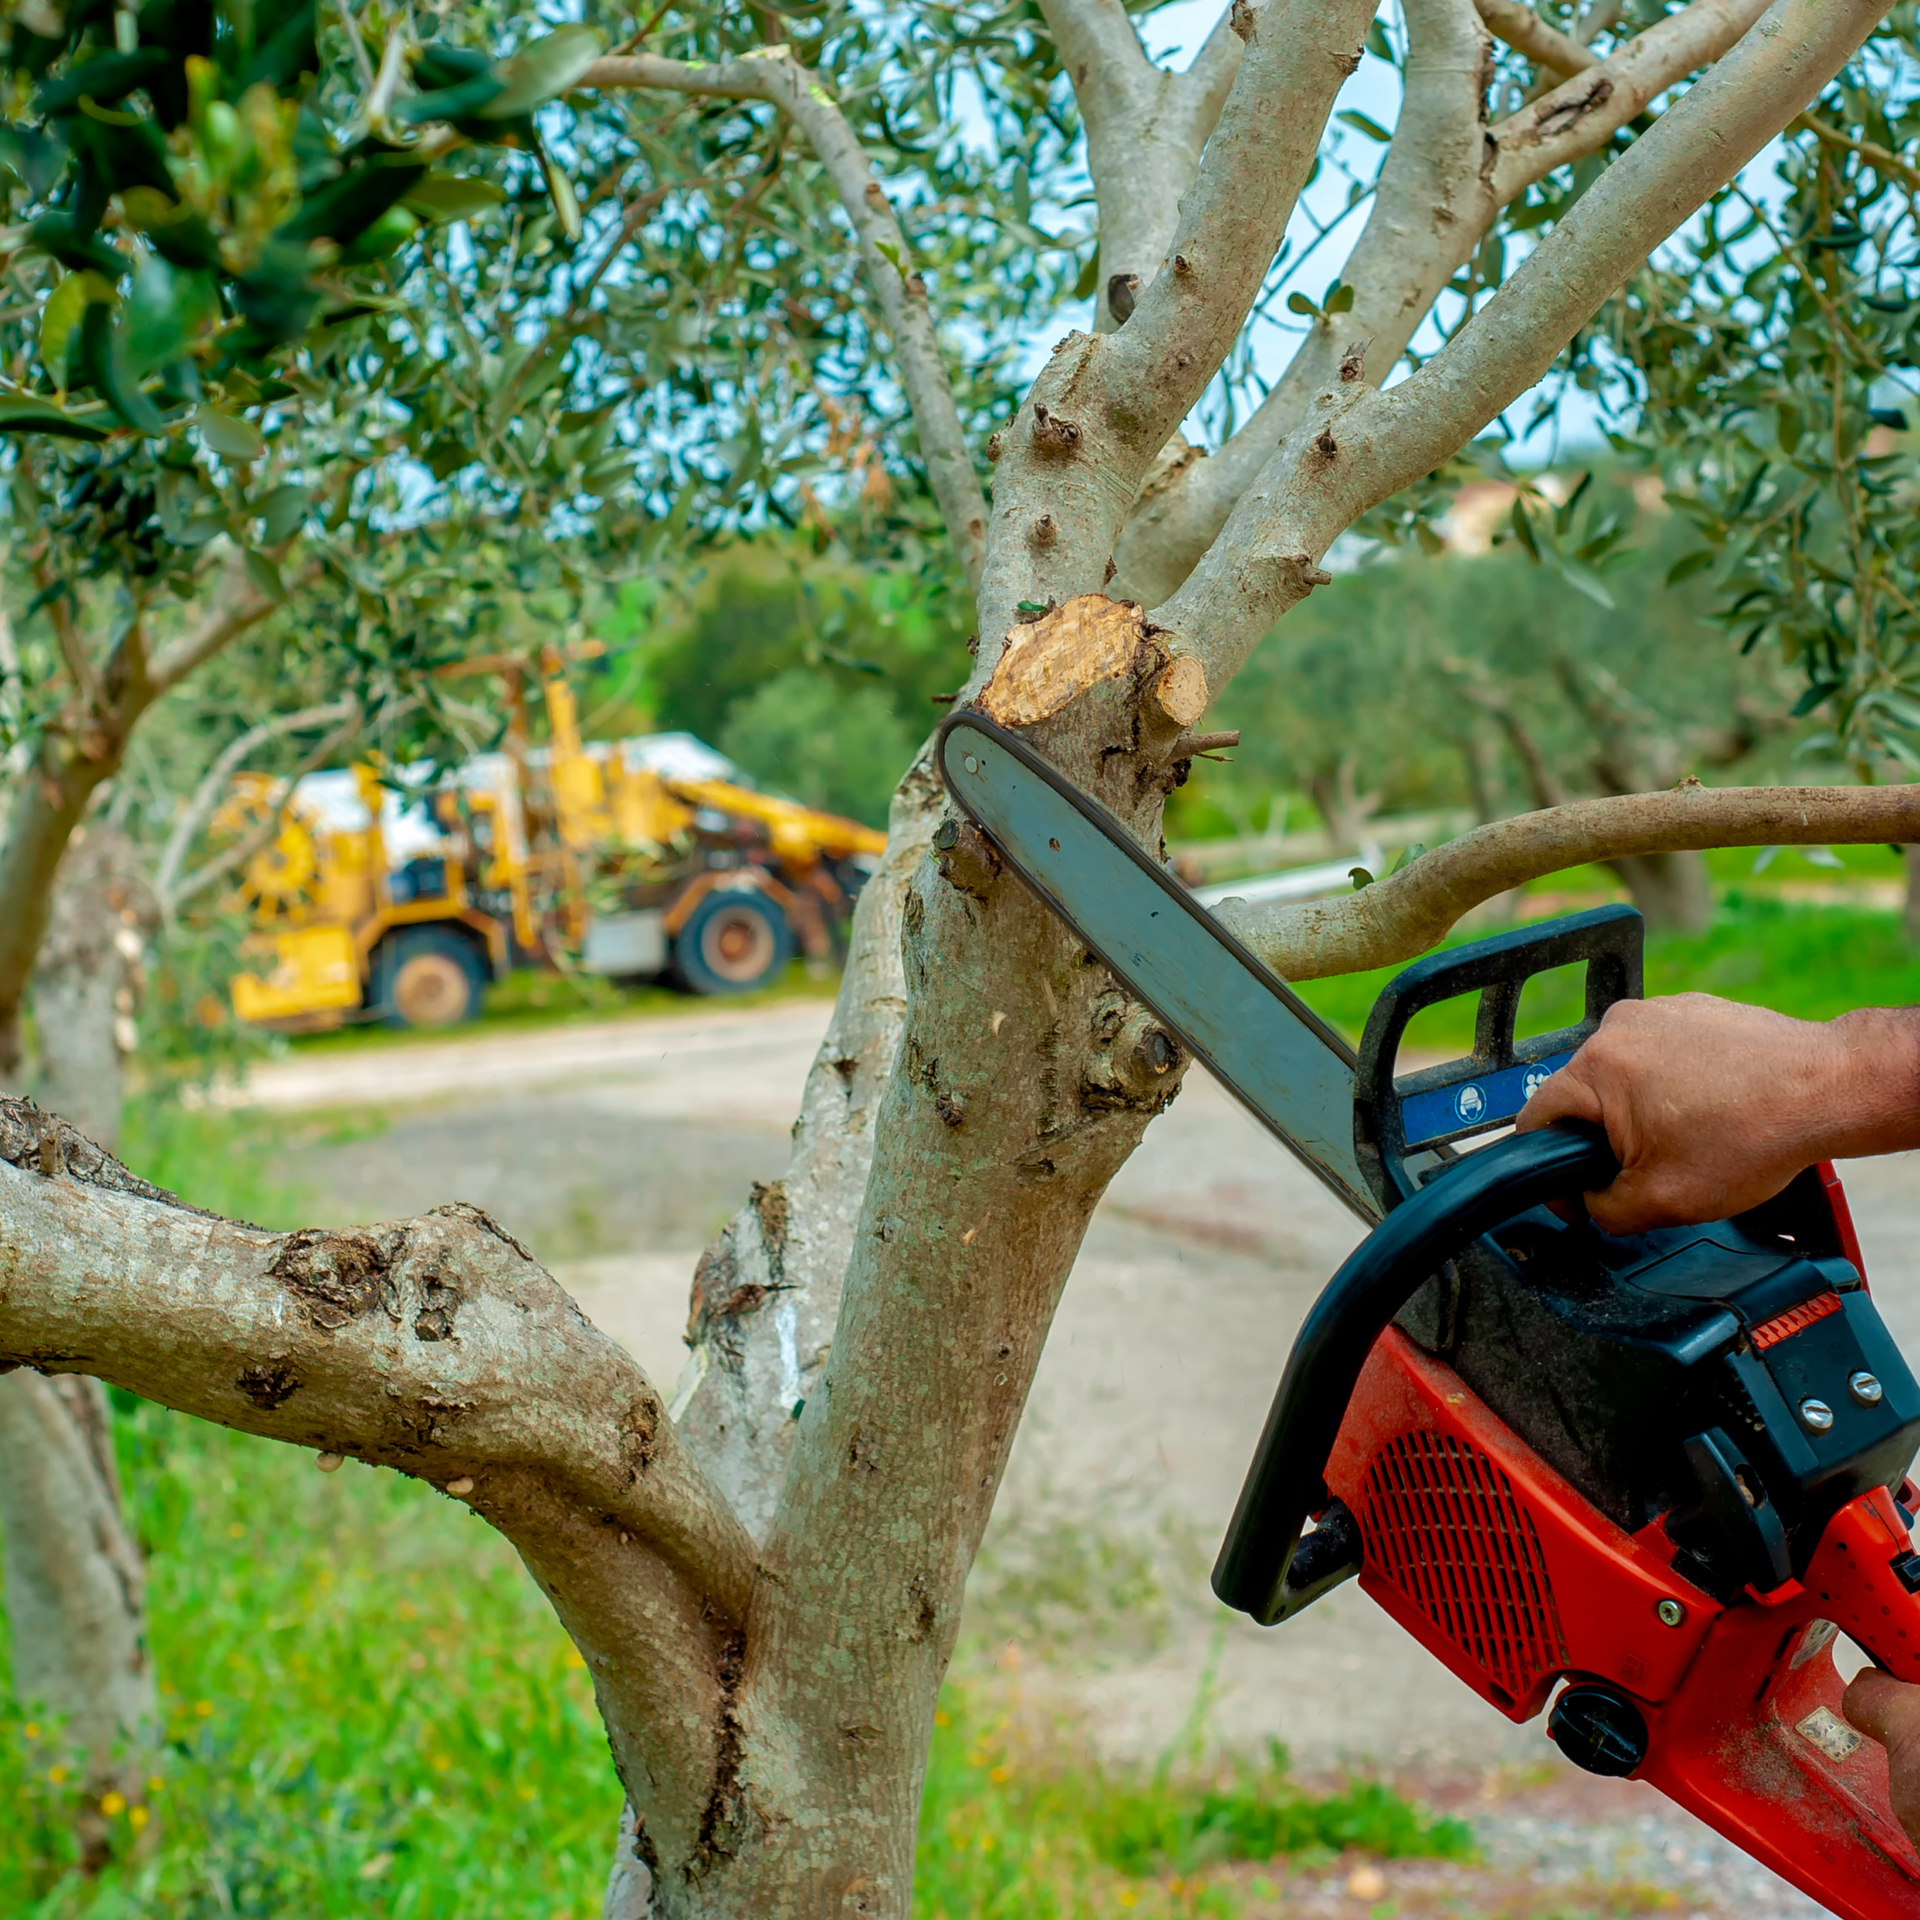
[1038,0,1151,106]
[1113,0,1771,605]
[44,587,100,716]
[579,48,990,594]
[1794,109,1920,192]
[1045,0,1246,330]
[1222,782,1920,980]
[1149,0,1889,684]
[1476,0,1595,78]
[145,561,278,693]
[0,1105,760,1863]
[1488,0,1766,200]
[154,699,358,908]
[968,0,1376,658]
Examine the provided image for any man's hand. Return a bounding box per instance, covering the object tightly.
[1515,994,1920,1235]
[1846,1670,1920,1846]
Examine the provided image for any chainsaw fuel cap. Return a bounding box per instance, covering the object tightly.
[1548,1684,1650,1778]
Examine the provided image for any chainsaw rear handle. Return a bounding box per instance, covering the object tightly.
[1212,1122,1620,1625]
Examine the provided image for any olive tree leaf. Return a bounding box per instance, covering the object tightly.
[1335,109,1392,142]
[39,267,114,378]
[403,175,507,223]
[76,301,165,433]
[124,256,218,378]
[481,27,603,119]
[195,405,266,461]
[254,482,310,545]
[0,390,108,439]
[242,548,288,604]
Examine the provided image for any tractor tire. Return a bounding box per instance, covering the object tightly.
[371,926,488,1029]
[670,889,792,996]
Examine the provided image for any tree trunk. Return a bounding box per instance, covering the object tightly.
[29,825,155,1146]
[0,1370,155,1868]
[1305,750,1379,853]
[1611,848,1713,934]
[1,824,160,1865]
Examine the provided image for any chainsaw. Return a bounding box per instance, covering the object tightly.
[937,710,1920,1916]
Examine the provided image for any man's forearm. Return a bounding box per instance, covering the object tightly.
[1815,1007,1920,1163]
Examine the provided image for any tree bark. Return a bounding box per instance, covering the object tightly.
[0,1369,155,1869]
[2,824,163,1866]
[28,825,157,1146]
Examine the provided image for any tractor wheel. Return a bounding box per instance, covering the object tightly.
[670,889,792,995]
[371,927,487,1029]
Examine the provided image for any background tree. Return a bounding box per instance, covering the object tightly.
[1584,36,1920,922]
[9,2,1920,1916]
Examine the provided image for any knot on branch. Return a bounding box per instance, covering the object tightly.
[932,813,1003,900]
[1533,73,1614,141]
[1271,552,1333,592]
[687,1179,792,1359]
[1107,273,1141,325]
[1230,0,1255,39]
[1339,339,1370,382]
[908,1037,967,1127]
[1030,512,1060,549]
[269,1227,406,1331]
[1313,429,1338,460]
[1084,996,1185,1113]
[1030,403,1082,457]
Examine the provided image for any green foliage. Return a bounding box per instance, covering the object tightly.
[0,1410,621,1917]
[720,671,918,827]
[115,1101,307,1230]
[1591,18,1920,772]
[605,540,969,822]
[1184,499,1788,844]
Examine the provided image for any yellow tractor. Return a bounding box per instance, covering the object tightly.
[224,668,885,1030]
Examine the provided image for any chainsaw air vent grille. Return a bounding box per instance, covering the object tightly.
[1358,1429,1569,1708]
[1751,1290,1843,1350]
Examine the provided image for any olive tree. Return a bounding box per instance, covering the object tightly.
[10,1,1920,1915]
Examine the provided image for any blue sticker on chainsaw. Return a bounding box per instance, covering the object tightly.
[1400,1050,1576,1148]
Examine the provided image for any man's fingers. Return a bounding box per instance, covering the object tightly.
[1845,1669,1920,1847]
[1516,1063,1605,1135]
[1844,1669,1920,1749]
[1584,1169,1687,1237]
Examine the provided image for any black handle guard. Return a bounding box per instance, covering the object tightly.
[1354,903,1642,1210]
[1211,1123,1620,1626]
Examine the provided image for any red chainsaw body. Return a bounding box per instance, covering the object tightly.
[1322,1164,1920,1916]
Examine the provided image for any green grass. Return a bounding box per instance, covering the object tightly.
[0,1410,1469,1920]
[0,1104,1474,1919]
[916,1696,1470,1920]
[1293,896,1920,1052]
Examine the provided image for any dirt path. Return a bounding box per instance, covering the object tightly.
[260,999,1920,1914]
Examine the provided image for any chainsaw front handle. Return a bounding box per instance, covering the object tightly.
[1212,1121,1619,1625]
